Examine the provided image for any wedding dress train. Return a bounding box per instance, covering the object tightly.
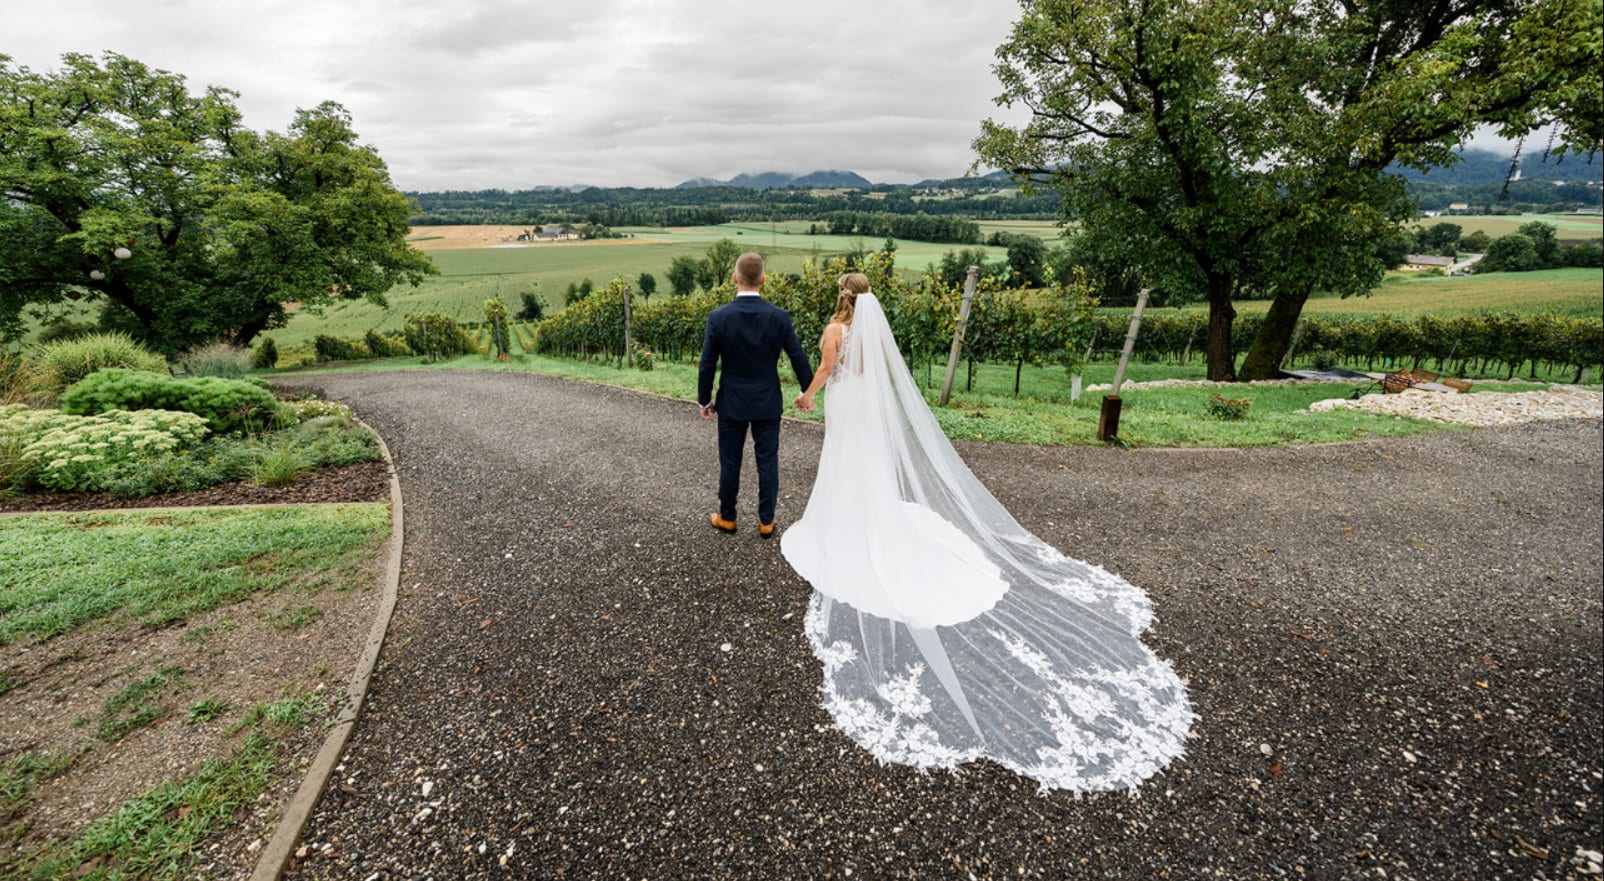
[780,294,1192,792]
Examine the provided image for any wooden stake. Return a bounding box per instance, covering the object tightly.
[1101,288,1151,442]
[939,266,980,407]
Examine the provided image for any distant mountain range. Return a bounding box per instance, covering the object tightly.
[1391,148,1602,185]
[675,170,874,189]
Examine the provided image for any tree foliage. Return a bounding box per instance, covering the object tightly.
[975,0,1603,381]
[0,52,434,354]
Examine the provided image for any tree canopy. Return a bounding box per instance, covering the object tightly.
[976,0,1603,380]
[0,52,434,354]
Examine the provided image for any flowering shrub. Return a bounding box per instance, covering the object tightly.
[292,398,353,423]
[60,369,293,435]
[7,406,211,492]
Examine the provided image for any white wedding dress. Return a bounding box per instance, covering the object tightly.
[780,294,1192,792]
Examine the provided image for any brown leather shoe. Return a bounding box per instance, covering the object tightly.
[759,521,775,539]
[709,513,737,534]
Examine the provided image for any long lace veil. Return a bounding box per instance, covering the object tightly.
[783,293,1193,792]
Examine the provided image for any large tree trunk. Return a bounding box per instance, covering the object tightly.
[1239,285,1313,380]
[1204,275,1237,382]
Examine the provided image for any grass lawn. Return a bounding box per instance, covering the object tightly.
[0,504,389,880]
[0,504,388,642]
[280,353,1506,448]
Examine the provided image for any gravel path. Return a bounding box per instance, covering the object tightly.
[273,369,1602,881]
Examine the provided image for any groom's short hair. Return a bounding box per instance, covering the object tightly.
[735,252,764,288]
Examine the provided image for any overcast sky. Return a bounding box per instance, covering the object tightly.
[4,0,1043,191]
[6,0,1532,193]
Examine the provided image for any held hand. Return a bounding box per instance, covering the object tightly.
[795,394,815,413]
[699,404,714,421]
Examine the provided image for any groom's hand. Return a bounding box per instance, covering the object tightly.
[699,404,714,420]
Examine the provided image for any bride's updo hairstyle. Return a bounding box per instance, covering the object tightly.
[833,272,871,325]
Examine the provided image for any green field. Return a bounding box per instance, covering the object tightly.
[1407,213,1603,241]
[262,225,1011,349]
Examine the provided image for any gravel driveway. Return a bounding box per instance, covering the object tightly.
[274,369,1602,881]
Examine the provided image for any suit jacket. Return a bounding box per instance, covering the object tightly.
[698,293,815,421]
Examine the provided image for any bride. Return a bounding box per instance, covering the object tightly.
[780,273,1192,793]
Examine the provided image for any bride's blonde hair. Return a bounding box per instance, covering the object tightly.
[833,273,870,325]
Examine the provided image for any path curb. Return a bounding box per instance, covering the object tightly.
[249,417,405,881]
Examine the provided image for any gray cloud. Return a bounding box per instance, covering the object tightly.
[4,0,1032,190]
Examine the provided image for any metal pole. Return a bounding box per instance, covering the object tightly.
[1100,288,1151,442]
[938,266,980,407]
[623,284,634,368]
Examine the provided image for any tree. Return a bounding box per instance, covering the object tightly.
[1479,234,1542,272]
[1003,234,1047,287]
[636,271,657,301]
[1459,230,1493,253]
[1415,223,1464,256]
[704,238,742,286]
[666,256,701,296]
[516,291,545,321]
[1518,221,1561,267]
[976,0,1603,381]
[0,52,435,353]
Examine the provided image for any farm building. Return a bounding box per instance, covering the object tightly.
[535,227,581,241]
[1403,254,1456,270]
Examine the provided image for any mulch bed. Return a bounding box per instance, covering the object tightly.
[0,459,390,514]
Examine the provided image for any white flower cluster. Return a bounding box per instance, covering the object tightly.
[292,398,352,423]
[2,404,210,492]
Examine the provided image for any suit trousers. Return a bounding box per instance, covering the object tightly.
[717,414,780,524]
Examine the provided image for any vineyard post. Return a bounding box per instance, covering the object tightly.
[1280,318,1307,369]
[623,283,634,369]
[1099,288,1151,443]
[938,266,980,406]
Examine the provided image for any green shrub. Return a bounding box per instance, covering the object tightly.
[364,329,407,358]
[313,335,371,363]
[253,337,279,369]
[60,369,293,435]
[97,439,260,497]
[35,332,167,393]
[632,343,655,371]
[251,441,310,487]
[297,422,379,466]
[184,343,252,379]
[9,406,212,493]
[402,312,476,361]
[1205,393,1252,420]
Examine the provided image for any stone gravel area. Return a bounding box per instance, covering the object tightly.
[1310,385,1603,427]
[272,369,1602,881]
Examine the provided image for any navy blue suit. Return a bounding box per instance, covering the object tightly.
[698,293,815,524]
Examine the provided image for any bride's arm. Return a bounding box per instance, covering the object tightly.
[796,322,841,409]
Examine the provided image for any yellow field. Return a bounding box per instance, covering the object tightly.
[1223,268,1603,318]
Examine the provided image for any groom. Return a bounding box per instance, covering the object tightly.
[697,252,814,538]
